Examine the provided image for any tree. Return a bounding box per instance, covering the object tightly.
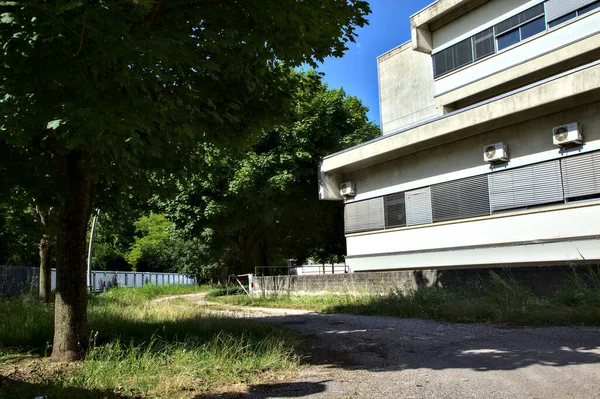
[164,70,380,274]
[1,0,370,360]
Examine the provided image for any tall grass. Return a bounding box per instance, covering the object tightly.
[0,284,301,399]
[213,270,600,326]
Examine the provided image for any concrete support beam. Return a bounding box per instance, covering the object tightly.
[410,0,489,52]
[411,26,433,54]
[318,167,343,201]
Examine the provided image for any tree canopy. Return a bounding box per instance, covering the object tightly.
[0,0,371,361]
[163,70,380,276]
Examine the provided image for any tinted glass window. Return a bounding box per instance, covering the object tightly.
[497,29,520,51]
[453,38,473,69]
[384,193,406,228]
[520,16,545,40]
[579,1,600,16]
[473,28,494,60]
[548,11,576,28]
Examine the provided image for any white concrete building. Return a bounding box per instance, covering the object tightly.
[319,0,600,272]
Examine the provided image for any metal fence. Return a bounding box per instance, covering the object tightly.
[0,265,196,297]
[254,263,348,276]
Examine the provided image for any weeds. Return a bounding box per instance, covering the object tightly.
[213,270,600,326]
[0,284,301,399]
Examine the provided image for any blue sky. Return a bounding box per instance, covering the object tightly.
[315,0,432,128]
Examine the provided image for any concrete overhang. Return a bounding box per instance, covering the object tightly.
[321,60,600,175]
[410,0,489,53]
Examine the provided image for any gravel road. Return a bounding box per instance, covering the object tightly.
[168,294,600,399]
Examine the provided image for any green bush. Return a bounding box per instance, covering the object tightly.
[92,242,131,271]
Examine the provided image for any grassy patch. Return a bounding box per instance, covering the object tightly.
[213,271,600,326]
[0,284,301,398]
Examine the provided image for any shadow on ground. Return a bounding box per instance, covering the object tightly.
[0,375,130,399]
[254,312,600,374]
[193,381,329,399]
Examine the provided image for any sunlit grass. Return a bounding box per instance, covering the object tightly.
[0,284,301,399]
[211,270,600,326]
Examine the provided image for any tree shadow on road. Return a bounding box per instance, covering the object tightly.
[0,375,130,399]
[192,381,329,399]
[255,312,600,374]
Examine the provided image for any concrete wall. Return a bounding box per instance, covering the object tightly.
[377,43,438,135]
[345,100,600,199]
[432,0,531,49]
[253,265,597,297]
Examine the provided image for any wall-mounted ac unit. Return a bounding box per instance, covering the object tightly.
[339,181,356,197]
[483,142,508,163]
[553,122,582,147]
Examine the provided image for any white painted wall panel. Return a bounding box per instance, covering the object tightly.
[434,12,600,96]
[346,204,600,257]
[346,238,600,271]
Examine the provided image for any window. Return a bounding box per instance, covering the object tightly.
[561,151,600,201]
[497,29,521,51]
[494,3,545,35]
[548,11,577,27]
[520,16,546,40]
[488,160,564,212]
[546,0,600,28]
[384,193,406,228]
[433,38,473,77]
[580,1,600,15]
[344,197,385,233]
[433,3,546,78]
[405,187,433,226]
[473,28,494,61]
[431,175,490,222]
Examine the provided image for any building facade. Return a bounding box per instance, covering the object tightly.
[319,0,600,272]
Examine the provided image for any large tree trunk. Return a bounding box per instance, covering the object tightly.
[51,151,94,362]
[38,236,53,303]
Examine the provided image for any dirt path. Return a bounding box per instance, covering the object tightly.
[161,294,600,399]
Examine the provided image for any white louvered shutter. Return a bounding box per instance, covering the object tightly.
[489,160,564,212]
[405,187,433,226]
[431,175,490,222]
[561,151,600,199]
[546,0,597,22]
[344,197,384,233]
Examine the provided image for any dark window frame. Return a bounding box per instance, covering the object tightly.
[432,3,547,79]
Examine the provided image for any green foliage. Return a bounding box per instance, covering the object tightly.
[164,70,381,274]
[126,213,171,269]
[91,242,129,271]
[0,200,40,266]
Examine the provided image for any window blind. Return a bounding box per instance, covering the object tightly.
[495,3,545,35]
[431,175,490,222]
[473,28,494,60]
[433,38,473,77]
[561,151,600,199]
[489,160,564,212]
[405,187,433,226]
[384,192,406,228]
[344,197,385,233]
[546,0,597,22]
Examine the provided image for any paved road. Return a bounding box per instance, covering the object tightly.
[167,294,600,399]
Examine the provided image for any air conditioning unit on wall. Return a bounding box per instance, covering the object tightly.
[553,122,583,147]
[483,142,508,163]
[339,181,356,197]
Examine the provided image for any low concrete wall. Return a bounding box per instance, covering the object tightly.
[253,265,597,297]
